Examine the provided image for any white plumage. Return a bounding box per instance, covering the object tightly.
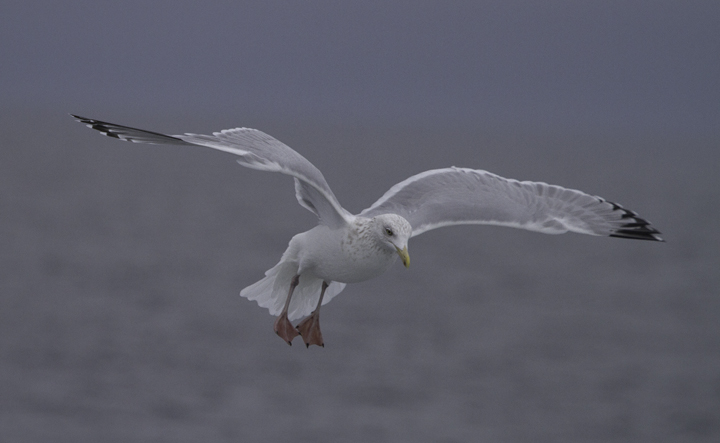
[72,115,663,346]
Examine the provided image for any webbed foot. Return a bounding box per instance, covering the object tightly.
[296,312,324,348]
[273,313,299,345]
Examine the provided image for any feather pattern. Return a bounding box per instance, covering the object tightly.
[71,115,352,229]
[361,167,662,241]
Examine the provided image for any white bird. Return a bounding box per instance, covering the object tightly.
[72,115,663,347]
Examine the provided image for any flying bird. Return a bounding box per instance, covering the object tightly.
[72,115,663,347]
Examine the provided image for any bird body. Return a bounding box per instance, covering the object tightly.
[241,214,411,323]
[72,114,662,347]
[297,215,410,284]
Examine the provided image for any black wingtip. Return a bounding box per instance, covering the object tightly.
[609,230,664,242]
[70,114,192,146]
[603,199,664,242]
[71,115,117,138]
[70,114,103,127]
[70,114,92,123]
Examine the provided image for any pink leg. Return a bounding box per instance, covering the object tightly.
[273,274,300,345]
[296,281,329,348]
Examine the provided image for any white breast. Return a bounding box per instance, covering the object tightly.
[292,222,398,284]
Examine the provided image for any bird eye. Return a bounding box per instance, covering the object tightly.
[385,228,394,236]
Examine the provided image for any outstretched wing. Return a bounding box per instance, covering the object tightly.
[72,115,352,229]
[361,167,662,241]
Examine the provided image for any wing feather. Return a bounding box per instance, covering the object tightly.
[72,115,352,229]
[361,167,662,241]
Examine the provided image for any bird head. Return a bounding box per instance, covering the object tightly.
[372,214,412,268]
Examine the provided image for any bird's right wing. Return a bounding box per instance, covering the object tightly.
[361,167,662,241]
[72,115,353,229]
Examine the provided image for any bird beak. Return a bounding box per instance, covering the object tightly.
[395,245,410,268]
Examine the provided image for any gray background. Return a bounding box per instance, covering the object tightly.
[2,1,719,442]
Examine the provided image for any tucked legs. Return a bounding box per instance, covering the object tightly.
[296,281,329,348]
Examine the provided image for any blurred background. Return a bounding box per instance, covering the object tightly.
[1,1,719,442]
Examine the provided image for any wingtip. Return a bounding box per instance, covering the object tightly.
[609,230,665,242]
[601,198,664,242]
[70,114,95,126]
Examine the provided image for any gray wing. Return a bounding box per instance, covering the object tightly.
[72,115,352,229]
[361,167,663,241]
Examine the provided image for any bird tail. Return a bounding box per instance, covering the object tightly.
[240,259,347,321]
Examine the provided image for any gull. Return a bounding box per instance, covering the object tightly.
[72,115,663,347]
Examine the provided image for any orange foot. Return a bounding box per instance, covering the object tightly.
[296,311,324,348]
[273,313,299,345]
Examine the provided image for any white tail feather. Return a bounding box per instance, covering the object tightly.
[240,260,347,321]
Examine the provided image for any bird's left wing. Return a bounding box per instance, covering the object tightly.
[360,167,662,241]
[72,115,352,229]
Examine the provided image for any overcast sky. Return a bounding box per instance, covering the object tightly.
[2,1,718,135]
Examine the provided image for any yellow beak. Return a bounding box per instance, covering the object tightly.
[395,245,410,268]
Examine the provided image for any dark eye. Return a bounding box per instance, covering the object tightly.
[385,228,394,236]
